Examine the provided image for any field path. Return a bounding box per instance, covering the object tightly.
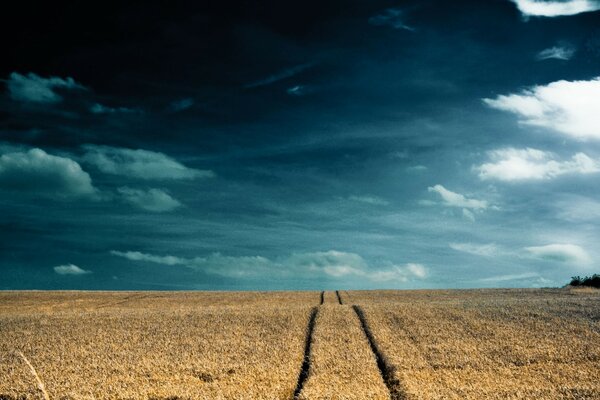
[296,293,391,399]
[320,291,340,304]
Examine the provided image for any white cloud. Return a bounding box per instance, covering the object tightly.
[483,77,600,139]
[118,187,182,212]
[110,249,427,282]
[509,0,600,18]
[476,148,600,181]
[82,145,214,180]
[348,195,390,206]
[90,103,139,114]
[525,243,591,265]
[368,8,414,31]
[536,45,576,60]
[428,184,488,209]
[54,264,92,275]
[450,242,500,257]
[6,72,85,103]
[0,148,97,199]
[110,250,186,266]
[406,263,427,278]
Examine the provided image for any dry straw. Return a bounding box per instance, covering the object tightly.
[18,350,50,400]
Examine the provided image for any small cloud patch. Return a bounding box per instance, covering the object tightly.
[476,148,600,181]
[536,44,576,60]
[0,148,97,199]
[428,185,488,209]
[54,264,92,275]
[348,195,390,206]
[90,103,140,114]
[169,98,195,112]
[525,243,591,265]
[369,8,414,31]
[82,145,214,180]
[118,187,182,212]
[6,72,85,103]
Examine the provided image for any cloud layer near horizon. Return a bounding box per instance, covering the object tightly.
[110,249,427,282]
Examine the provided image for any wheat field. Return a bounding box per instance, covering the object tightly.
[1,288,599,399]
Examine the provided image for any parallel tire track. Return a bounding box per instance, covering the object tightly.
[293,307,319,399]
[353,305,406,400]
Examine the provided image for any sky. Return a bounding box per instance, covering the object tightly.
[1,0,600,290]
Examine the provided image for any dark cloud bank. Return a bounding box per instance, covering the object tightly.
[1,0,600,290]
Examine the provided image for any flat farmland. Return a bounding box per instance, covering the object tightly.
[1,288,599,399]
[350,289,600,399]
[0,291,318,399]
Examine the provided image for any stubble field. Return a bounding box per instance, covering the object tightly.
[1,288,598,399]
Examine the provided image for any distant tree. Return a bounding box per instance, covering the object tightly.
[570,276,582,286]
[569,274,600,288]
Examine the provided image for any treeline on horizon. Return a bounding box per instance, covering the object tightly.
[569,274,600,289]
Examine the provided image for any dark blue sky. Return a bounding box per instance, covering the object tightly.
[2,0,600,290]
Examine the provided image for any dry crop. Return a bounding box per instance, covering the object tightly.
[0,291,318,399]
[349,289,600,399]
[1,288,599,399]
[297,305,389,400]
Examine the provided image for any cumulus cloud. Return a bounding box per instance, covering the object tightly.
[6,72,85,103]
[536,45,576,60]
[0,148,97,199]
[525,243,592,265]
[483,77,600,139]
[118,187,182,212]
[54,264,92,275]
[348,195,390,206]
[428,185,488,209]
[450,242,501,257]
[476,148,600,181]
[82,145,214,180]
[110,249,427,282]
[509,0,600,18]
[368,8,414,31]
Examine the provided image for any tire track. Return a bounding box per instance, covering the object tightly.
[353,305,406,400]
[335,290,343,305]
[293,306,319,399]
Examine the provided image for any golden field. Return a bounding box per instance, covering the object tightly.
[0,291,317,399]
[1,288,599,399]
[351,289,600,399]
